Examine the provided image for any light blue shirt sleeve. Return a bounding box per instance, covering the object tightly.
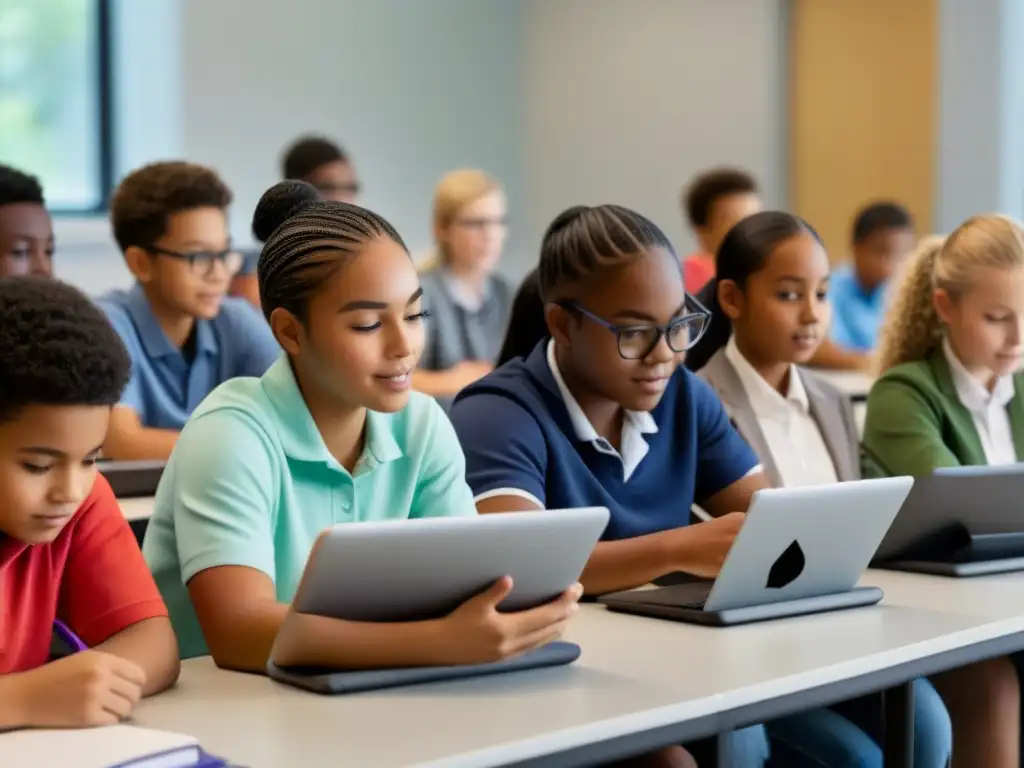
[828,299,859,350]
[99,302,146,415]
[227,300,281,377]
[410,398,478,519]
[170,409,279,583]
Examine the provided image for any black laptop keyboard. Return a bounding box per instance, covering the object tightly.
[633,582,714,610]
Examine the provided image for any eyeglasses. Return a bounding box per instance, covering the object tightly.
[560,295,711,360]
[146,246,243,278]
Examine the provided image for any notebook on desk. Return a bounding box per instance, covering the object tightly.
[0,724,226,768]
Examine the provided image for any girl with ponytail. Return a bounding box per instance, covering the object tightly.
[864,215,1024,767]
[693,210,951,768]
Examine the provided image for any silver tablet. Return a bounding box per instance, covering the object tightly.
[289,507,610,622]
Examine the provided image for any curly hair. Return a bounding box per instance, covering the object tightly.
[0,277,131,422]
[0,164,44,207]
[877,215,1024,373]
[110,161,232,252]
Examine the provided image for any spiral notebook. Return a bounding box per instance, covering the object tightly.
[1,724,227,768]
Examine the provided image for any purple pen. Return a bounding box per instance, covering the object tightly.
[53,619,88,652]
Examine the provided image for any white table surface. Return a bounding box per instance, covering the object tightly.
[132,603,1024,768]
[810,369,875,398]
[118,496,154,521]
[865,568,1024,622]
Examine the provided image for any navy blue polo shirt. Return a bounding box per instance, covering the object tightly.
[450,342,759,541]
[99,284,281,430]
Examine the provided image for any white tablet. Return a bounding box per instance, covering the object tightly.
[289,507,610,622]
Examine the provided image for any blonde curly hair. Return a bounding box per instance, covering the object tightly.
[877,215,1024,373]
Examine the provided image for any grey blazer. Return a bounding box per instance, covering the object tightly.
[698,348,860,486]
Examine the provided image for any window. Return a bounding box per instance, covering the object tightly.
[0,0,111,212]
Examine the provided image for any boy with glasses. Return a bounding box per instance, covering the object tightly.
[98,161,279,461]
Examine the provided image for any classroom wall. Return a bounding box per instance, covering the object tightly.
[935,0,1024,231]
[57,0,790,294]
[58,0,525,294]
[788,0,937,260]
[519,0,789,262]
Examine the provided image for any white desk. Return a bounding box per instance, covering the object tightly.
[811,369,874,401]
[865,568,1024,622]
[132,603,1024,768]
[118,496,154,522]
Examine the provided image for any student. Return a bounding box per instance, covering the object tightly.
[414,169,513,405]
[98,161,280,462]
[452,204,778,767]
[0,277,179,729]
[863,216,1024,767]
[814,202,916,370]
[694,211,952,768]
[681,168,762,294]
[231,135,361,306]
[0,163,53,278]
[142,180,580,676]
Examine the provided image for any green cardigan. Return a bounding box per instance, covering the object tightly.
[862,350,1024,477]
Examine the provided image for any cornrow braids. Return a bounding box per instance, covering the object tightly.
[253,180,407,322]
[538,204,678,302]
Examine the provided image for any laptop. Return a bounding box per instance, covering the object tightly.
[873,465,1024,577]
[267,507,609,693]
[98,460,165,498]
[599,477,914,626]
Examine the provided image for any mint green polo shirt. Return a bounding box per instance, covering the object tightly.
[142,356,477,659]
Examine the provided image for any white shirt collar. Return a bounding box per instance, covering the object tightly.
[724,336,809,418]
[942,338,1014,414]
[546,340,657,480]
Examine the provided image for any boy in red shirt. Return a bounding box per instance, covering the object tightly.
[680,168,762,293]
[0,277,179,728]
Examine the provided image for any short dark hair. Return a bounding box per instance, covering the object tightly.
[281,136,349,181]
[685,211,823,372]
[852,202,914,244]
[253,180,407,322]
[0,277,131,422]
[0,164,45,208]
[683,168,758,228]
[110,161,233,252]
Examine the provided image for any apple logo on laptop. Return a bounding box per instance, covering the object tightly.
[766,540,805,590]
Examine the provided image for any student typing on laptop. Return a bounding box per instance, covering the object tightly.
[692,211,951,768]
[451,205,847,768]
[0,279,178,729]
[864,216,1024,768]
[141,182,581,679]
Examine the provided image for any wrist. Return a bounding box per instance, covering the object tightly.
[0,673,32,728]
[664,524,702,573]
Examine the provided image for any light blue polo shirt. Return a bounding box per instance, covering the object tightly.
[98,284,280,429]
[828,264,886,352]
[142,356,477,659]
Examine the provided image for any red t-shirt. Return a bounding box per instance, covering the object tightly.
[0,475,167,674]
[683,252,716,294]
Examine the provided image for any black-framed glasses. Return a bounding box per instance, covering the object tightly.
[146,245,243,278]
[560,295,711,360]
